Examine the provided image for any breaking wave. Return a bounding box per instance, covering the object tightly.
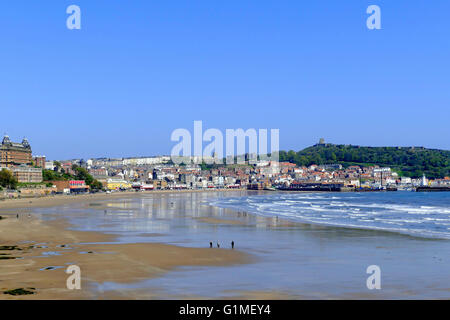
[210,192,450,239]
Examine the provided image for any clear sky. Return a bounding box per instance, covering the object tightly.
[1,1,449,160]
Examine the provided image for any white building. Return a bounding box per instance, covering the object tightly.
[45,161,55,170]
[400,177,412,184]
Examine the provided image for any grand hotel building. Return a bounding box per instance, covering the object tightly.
[0,136,43,183]
[0,135,33,168]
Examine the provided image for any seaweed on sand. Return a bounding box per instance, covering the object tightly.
[3,288,36,296]
[0,245,23,251]
[0,245,20,251]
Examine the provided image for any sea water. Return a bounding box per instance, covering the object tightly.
[210,191,450,239]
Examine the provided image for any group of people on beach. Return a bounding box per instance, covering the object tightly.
[210,241,234,249]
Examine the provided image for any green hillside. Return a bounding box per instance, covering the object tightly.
[279,144,450,179]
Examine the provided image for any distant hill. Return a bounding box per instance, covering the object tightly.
[279,144,450,179]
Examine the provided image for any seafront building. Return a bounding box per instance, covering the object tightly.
[106,178,132,191]
[0,136,32,168]
[37,149,447,192]
[2,134,446,193]
[10,165,43,183]
[0,135,43,183]
[52,180,90,194]
[33,155,46,168]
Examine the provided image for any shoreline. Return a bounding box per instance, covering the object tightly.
[0,188,249,211]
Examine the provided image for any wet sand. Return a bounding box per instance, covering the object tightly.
[194,217,245,225]
[0,203,250,300]
[0,189,244,210]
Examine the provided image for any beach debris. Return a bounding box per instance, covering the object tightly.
[0,256,16,260]
[3,288,36,296]
[89,203,102,206]
[0,245,22,251]
[39,266,64,271]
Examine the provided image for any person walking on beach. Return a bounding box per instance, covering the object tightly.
[217,242,220,248]
[231,241,234,249]
[209,242,213,248]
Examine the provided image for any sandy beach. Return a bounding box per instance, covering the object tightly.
[0,191,250,300]
[2,190,449,300]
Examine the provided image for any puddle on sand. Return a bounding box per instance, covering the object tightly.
[41,251,62,256]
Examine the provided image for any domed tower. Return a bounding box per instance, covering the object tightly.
[22,138,31,149]
[2,135,12,146]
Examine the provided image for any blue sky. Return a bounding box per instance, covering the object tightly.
[0,1,449,160]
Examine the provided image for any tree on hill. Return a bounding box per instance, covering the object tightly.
[72,165,103,191]
[0,169,18,190]
[279,144,450,179]
[90,179,104,191]
[53,161,61,171]
[73,166,94,185]
[42,169,72,181]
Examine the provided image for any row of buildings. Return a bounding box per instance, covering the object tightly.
[56,155,448,192]
[2,135,448,192]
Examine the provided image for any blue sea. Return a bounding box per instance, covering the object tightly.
[210,191,450,240]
